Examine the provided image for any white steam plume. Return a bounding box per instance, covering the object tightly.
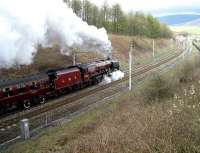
[101,70,125,85]
[0,0,112,68]
[111,70,125,81]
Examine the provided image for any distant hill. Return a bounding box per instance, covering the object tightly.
[158,14,200,25]
[170,26,200,35]
[183,18,200,26]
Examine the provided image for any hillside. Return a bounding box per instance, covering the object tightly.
[183,18,200,26]
[0,35,177,79]
[170,26,200,34]
[110,35,177,67]
[5,48,200,153]
[0,35,177,80]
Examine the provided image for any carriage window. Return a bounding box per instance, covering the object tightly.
[36,82,41,88]
[30,82,37,90]
[8,88,13,96]
[3,88,13,97]
[18,84,26,93]
[3,88,9,97]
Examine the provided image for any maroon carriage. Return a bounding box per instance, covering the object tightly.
[0,73,50,110]
[53,67,82,92]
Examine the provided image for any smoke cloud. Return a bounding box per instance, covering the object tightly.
[0,0,112,68]
[101,70,125,85]
[111,70,125,81]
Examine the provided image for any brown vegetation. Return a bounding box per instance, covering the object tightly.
[6,53,200,153]
[143,73,174,103]
[54,55,200,153]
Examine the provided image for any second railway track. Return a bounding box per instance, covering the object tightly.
[0,50,183,145]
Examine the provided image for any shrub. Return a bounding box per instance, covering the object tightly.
[143,73,174,104]
[178,61,195,83]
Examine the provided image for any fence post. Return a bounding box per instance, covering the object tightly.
[20,119,30,140]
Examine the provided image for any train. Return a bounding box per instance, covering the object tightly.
[0,59,120,112]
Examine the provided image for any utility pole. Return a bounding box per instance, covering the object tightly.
[129,40,133,91]
[153,39,155,59]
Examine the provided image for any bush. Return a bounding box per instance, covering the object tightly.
[176,56,200,84]
[178,61,195,83]
[143,73,174,103]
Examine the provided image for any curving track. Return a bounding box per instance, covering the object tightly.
[0,50,183,146]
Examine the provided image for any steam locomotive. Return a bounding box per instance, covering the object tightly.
[0,59,119,112]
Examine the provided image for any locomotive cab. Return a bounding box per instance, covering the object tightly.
[111,60,120,71]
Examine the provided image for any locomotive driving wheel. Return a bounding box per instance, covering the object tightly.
[40,96,46,104]
[23,100,31,109]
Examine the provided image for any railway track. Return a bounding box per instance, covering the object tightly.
[193,41,200,52]
[0,51,175,119]
[0,50,182,145]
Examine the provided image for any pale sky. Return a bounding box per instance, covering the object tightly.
[89,0,200,15]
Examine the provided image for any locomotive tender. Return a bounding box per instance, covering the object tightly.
[0,59,119,111]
